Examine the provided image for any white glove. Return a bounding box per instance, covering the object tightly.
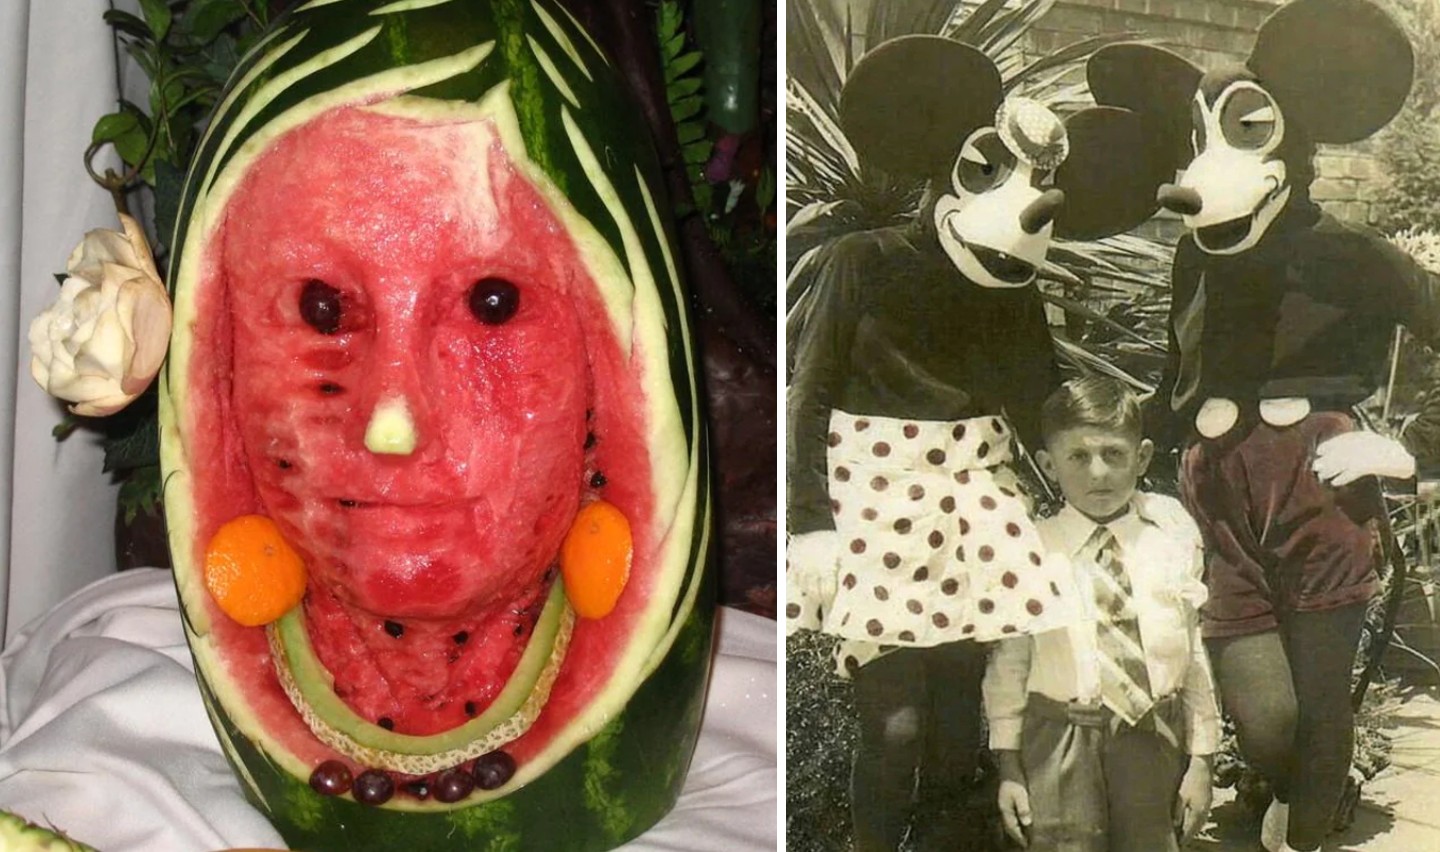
[785,530,842,634]
[1313,431,1416,487]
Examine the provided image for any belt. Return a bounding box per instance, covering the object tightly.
[1025,692,1183,736]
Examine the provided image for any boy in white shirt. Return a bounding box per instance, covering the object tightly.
[984,376,1220,851]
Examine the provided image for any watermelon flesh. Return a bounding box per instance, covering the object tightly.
[192,105,654,742]
[160,2,712,844]
[218,107,582,735]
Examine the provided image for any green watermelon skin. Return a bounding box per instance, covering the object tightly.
[199,590,715,851]
[159,0,714,848]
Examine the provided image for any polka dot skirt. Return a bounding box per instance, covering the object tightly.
[821,411,1080,651]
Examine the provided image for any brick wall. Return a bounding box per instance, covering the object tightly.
[1023,0,1386,226]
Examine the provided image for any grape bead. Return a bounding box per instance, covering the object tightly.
[308,760,352,796]
[434,767,475,803]
[353,769,395,806]
[472,750,517,790]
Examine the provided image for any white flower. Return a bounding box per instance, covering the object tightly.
[28,213,172,417]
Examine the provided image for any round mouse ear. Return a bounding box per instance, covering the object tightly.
[1086,43,1202,167]
[1053,107,1173,240]
[839,35,1002,180]
[1249,0,1413,144]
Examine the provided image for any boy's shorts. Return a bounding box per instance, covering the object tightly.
[1179,410,1381,639]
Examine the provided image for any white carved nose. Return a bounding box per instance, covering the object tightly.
[365,396,417,455]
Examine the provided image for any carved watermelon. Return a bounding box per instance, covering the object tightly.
[157,1,713,849]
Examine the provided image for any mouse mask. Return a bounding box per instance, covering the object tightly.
[838,35,1173,287]
[1088,0,1413,255]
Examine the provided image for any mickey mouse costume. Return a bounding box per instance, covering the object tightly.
[785,35,1172,851]
[1088,2,1439,849]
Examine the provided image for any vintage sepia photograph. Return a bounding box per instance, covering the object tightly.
[784,0,1440,850]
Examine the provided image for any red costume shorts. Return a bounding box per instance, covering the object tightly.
[1179,411,1381,639]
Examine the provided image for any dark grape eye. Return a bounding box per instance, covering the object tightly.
[468,278,520,325]
[300,279,343,334]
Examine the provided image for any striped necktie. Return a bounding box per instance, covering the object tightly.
[1088,525,1154,725]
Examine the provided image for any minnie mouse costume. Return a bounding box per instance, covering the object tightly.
[785,34,1172,851]
[786,36,1173,657]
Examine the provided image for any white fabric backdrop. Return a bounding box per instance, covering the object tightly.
[0,570,778,851]
[1,0,150,644]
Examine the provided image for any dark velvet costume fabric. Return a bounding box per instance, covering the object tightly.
[1180,411,1381,638]
[1151,202,1440,454]
[1150,201,1440,631]
[1150,198,1440,851]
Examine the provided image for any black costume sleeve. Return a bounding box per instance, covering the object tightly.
[1379,239,1440,470]
[1143,237,1198,453]
[786,235,867,535]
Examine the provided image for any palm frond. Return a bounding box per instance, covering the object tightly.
[1040,292,1167,352]
[1054,336,1154,391]
[866,0,958,45]
[948,0,1012,44]
[785,0,851,114]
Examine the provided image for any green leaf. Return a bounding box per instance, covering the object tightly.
[138,0,172,42]
[201,33,241,84]
[667,76,703,103]
[655,0,682,42]
[670,94,704,123]
[124,40,161,78]
[183,0,249,44]
[118,464,163,524]
[104,105,153,172]
[51,416,81,441]
[112,131,152,173]
[153,158,187,258]
[675,120,705,145]
[755,166,776,213]
[103,9,154,42]
[103,416,160,473]
[691,182,713,219]
[669,50,702,80]
[663,32,686,64]
[92,111,140,145]
[682,139,713,166]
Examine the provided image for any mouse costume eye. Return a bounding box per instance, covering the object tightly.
[952,129,1015,195]
[1218,84,1281,152]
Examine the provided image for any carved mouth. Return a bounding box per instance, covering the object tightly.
[968,244,1035,285]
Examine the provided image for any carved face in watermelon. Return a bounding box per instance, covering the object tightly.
[225,107,590,623]
[159,2,712,849]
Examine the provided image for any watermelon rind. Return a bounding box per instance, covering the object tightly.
[268,581,574,775]
[158,0,714,848]
[0,811,97,852]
